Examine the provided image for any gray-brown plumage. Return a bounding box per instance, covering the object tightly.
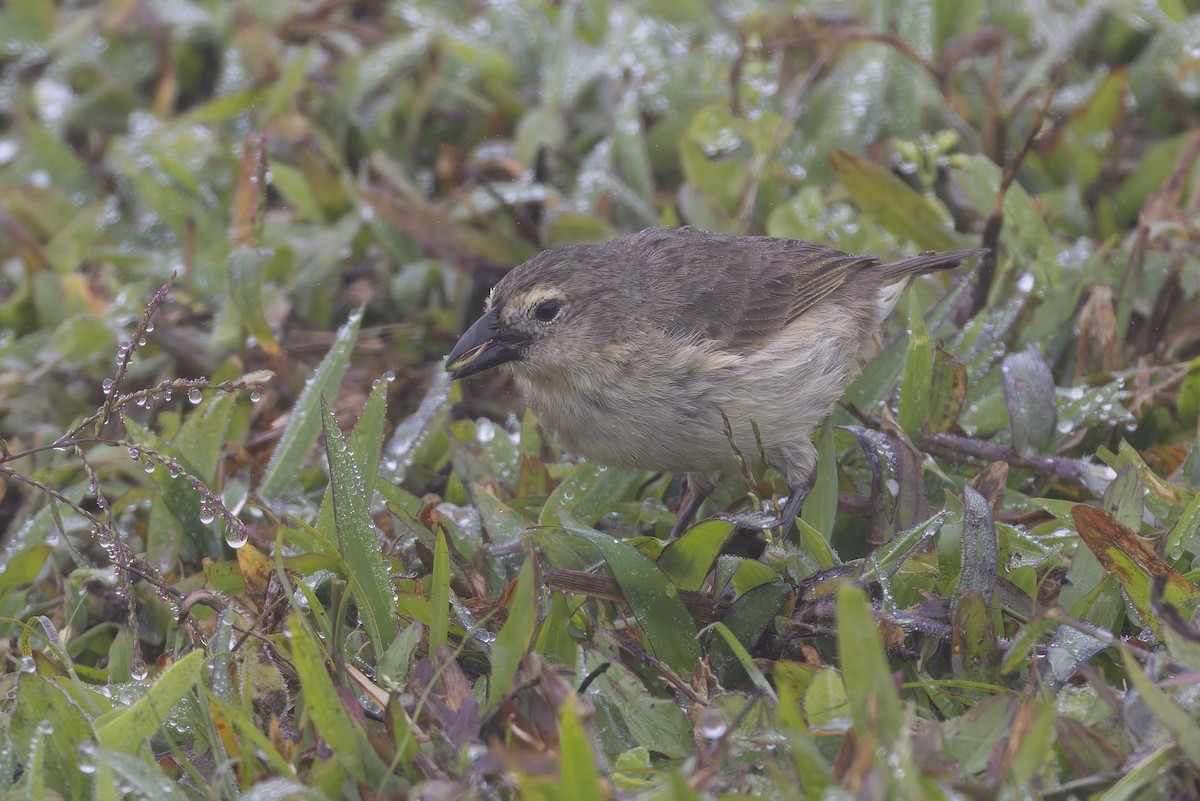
[447,226,982,536]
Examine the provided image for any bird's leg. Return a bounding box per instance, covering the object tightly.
[777,472,816,533]
[669,472,717,539]
[772,439,819,534]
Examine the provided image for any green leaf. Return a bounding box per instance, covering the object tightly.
[927,346,968,433]
[805,419,838,538]
[135,391,236,563]
[96,651,205,752]
[899,291,932,437]
[264,44,315,118]
[1073,505,1200,638]
[830,149,961,251]
[955,486,998,607]
[321,399,398,653]
[1121,647,1200,768]
[583,652,694,758]
[52,314,115,363]
[1000,348,1057,455]
[836,583,903,745]
[558,700,606,801]
[259,309,363,499]
[803,666,848,729]
[474,486,535,550]
[679,104,748,214]
[95,748,192,801]
[1095,744,1179,801]
[539,463,644,527]
[429,529,451,654]
[287,613,387,785]
[562,519,701,673]
[487,558,537,711]
[536,592,580,663]
[228,246,281,355]
[704,622,777,701]
[0,544,52,593]
[951,589,999,685]
[657,520,735,591]
[207,694,295,778]
[268,161,327,223]
[1165,482,1200,561]
[10,675,95,799]
[708,581,792,682]
[1000,611,1062,675]
[316,376,390,538]
[612,87,653,203]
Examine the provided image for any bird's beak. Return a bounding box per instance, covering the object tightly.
[445,309,526,379]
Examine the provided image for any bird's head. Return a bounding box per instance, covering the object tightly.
[445,245,619,381]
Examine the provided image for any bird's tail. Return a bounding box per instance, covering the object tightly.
[874,248,987,282]
[872,248,986,318]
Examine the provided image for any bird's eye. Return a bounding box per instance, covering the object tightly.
[533,299,561,322]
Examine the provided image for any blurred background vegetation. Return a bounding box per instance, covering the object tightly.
[2,0,1200,798]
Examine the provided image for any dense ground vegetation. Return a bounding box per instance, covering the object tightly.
[2,0,1200,798]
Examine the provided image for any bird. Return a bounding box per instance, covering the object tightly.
[446,226,983,538]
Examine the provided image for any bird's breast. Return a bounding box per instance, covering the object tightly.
[513,354,738,473]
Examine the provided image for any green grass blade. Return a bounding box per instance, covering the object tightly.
[259,309,363,499]
[899,291,932,437]
[558,700,606,801]
[288,612,386,785]
[96,651,205,753]
[486,558,537,711]
[321,399,398,653]
[429,530,450,653]
[836,583,903,745]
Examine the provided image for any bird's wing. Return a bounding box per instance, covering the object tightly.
[639,229,876,352]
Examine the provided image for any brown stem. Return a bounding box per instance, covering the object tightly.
[921,432,1089,484]
[970,62,1067,317]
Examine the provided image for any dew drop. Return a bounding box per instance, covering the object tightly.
[698,707,728,739]
[198,504,216,525]
[138,336,147,347]
[225,522,249,549]
[187,388,202,404]
[145,322,155,333]
[128,446,140,461]
[143,460,155,474]
[384,370,396,382]
[102,378,115,395]
[249,390,262,403]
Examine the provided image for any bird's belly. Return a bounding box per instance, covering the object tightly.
[518,376,735,473]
